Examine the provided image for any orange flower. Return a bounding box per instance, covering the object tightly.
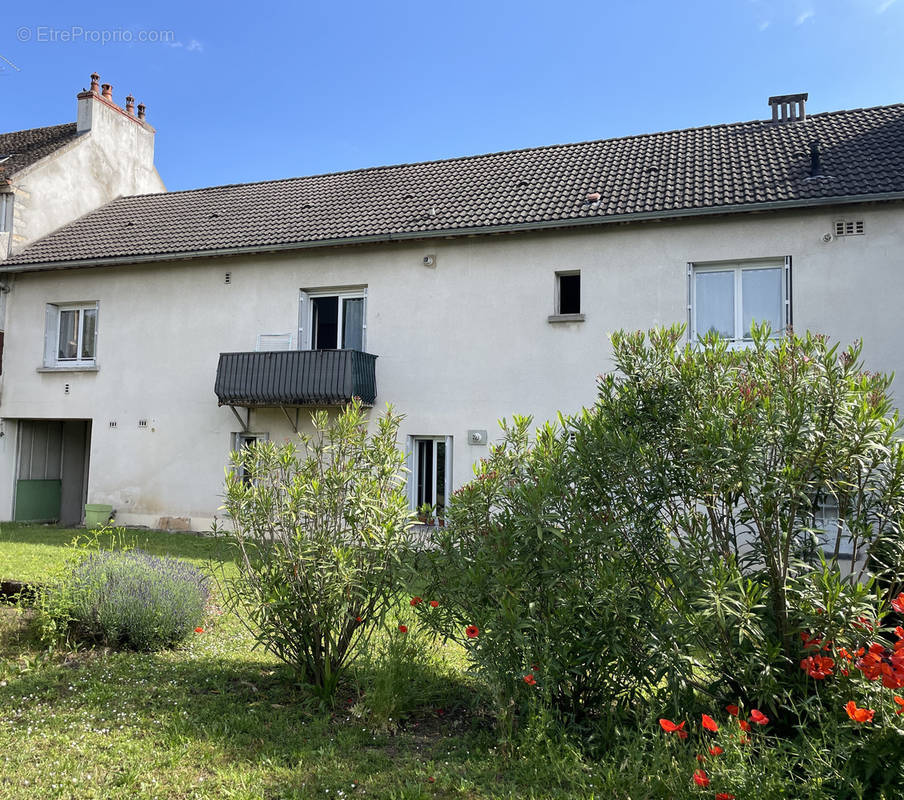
[894,696,904,715]
[749,709,770,725]
[398,624,408,633]
[523,673,537,686]
[845,700,875,723]
[194,627,204,633]
[692,769,709,788]
[465,625,479,639]
[725,704,739,717]
[709,746,723,756]
[701,714,719,733]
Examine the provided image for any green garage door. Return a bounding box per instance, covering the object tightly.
[14,420,64,522]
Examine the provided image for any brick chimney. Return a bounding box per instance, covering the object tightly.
[77,71,153,133]
[768,93,808,123]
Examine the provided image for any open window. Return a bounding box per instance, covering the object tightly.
[549,271,584,322]
[409,436,452,524]
[231,431,269,486]
[43,302,98,368]
[298,288,366,351]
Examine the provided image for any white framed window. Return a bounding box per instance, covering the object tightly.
[232,431,269,486]
[688,259,791,344]
[0,193,13,232]
[408,435,452,523]
[811,497,854,560]
[43,302,98,368]
[298,287,367,351]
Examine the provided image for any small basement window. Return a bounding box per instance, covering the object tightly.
[549,271,585,323]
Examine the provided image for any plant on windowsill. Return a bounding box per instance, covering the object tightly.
[417,502,435,526]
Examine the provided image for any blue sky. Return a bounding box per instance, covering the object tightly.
[1,1,902,191]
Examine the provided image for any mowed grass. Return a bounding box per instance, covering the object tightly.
[0,524,613,800]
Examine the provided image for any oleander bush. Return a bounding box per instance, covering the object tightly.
[418,325,904,755]
[219,400,415,701]
[573,324,904,714]
[39,547,209,651]
[417,416,670,732]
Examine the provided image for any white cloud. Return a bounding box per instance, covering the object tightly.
[168,38,204,53]
[758,19,771,30]
[877,0,897,12]
[795,9,815,24]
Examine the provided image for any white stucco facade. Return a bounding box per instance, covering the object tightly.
[3,88,164,258]
[0,201,901,530]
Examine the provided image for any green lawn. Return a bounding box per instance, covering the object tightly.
[0,523,611,800]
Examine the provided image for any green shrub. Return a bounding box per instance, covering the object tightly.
[418,416,669,731]
[219,400,414,701]
[40,548,208,651]
[570,325,904,713]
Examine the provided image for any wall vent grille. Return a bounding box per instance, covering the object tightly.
[138,419,148,429]
[834,220,864,236]
[224,272,232,284]
[109,421,118,429]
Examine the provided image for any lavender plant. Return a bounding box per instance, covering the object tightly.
[46,549,209,651]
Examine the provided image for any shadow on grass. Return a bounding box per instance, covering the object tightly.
[0,613,485,768]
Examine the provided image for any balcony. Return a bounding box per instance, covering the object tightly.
[214,349,377,408]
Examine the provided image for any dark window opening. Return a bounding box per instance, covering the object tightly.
[417,439,434,507]
[312,296,339,350]
[559,273,581,314]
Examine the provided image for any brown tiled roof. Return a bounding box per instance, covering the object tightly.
[5,104,904,268]
[0,123,79,181]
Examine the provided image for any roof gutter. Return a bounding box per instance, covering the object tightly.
[3,191,904,274]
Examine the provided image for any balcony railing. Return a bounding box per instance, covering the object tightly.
[215,349,377,407]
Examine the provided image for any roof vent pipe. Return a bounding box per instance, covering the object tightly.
[769,93,808,123]
[809,140,824,177]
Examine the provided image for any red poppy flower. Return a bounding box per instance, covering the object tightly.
[854,616,875,632]
[692,769,709,788]
[410,596,423,606]
[801,654,835,680]
[749,709,769,725]
[355,616,363,622]
[701,714,719,732]
[845,700,874,723]
[398,624,408,633]
[891,592,904,614]
[465,625,479,639]
[738,719,751,732]
[659,718,686,734]
[194,627,204,633]
[427,776,435,783]
[523,673,537,686]
[429,600,439,608]
[709,746,723,756]
[716,794,736,800]
[896,626,904,640]
[894,696,904,715]
[696,753,705,763]
[725,704,739,717]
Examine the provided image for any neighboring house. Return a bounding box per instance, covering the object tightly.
[0,91,902,531]
[0,73,165,524]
